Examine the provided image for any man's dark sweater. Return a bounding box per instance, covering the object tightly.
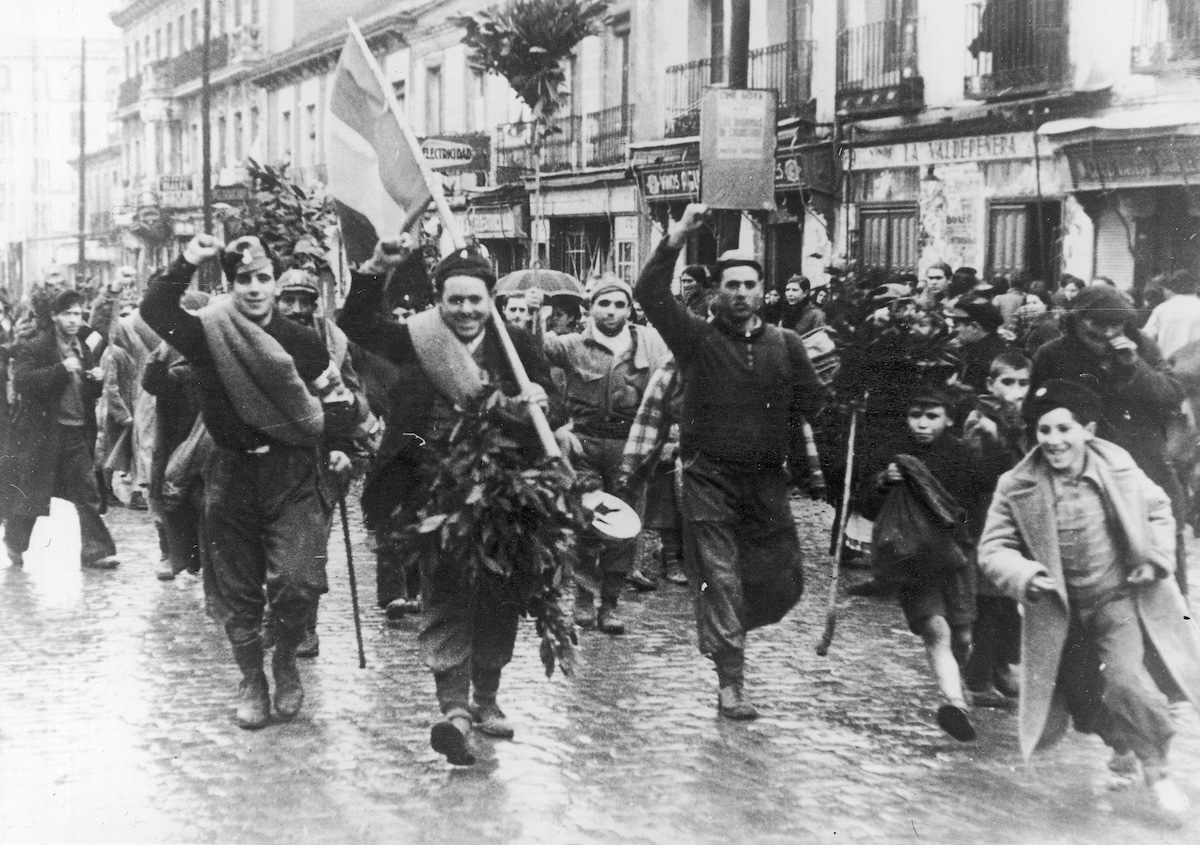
[141,256,343,452]
[634,238,824,470]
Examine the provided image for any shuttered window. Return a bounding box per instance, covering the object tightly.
[860,205,918,273]
[988,204,1028,278]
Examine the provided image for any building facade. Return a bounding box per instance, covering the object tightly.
[0,38,121,297]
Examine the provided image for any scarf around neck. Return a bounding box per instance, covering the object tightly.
[197,296,324,447]
[406,307,490,407]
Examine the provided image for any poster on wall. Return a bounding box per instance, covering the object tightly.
[700,88,776,211]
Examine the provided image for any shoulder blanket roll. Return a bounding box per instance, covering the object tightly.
[406,307,488,407]
[197,296,324,446]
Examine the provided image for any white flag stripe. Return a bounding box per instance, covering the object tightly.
[326,111,405,242]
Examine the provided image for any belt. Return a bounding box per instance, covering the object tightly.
[579,419,634,439]
[244,445,271,455]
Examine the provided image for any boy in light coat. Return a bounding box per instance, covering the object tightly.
[978,378,1200,825]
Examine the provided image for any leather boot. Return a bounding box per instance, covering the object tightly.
[272,624,305,720]
[470,668,514,739]
[230,636,271,730]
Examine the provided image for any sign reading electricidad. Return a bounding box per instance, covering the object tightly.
[420,137,478,170]
[700,88,776,211]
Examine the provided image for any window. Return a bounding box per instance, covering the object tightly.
[425,65,443,135]
[249,106,259,157]
[392,79,407,113]
[178,16,185,52]
[188,122,199,169]
[615,28,630,108]
[217,115,226,168]
[859,205,918,273]
[251,0,259,25]
[191,9,199,48]
[144,36,151,65]
[987,200,1062,282]
[166,24,173,58]
[155,122,165,174]
[233,111,243,162]
[235,0,244,29]
[305,104,316,165]
[124,47,131,77]
[466,71,484,131]
[170,121,183,172]
[218,0,226,35]
[710,0,726,83]
[281,109,292,159]
[133,42,140,72]
[615,239,636,283]
[155,28,162,60]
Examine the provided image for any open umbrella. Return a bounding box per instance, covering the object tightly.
[495,268,585,299]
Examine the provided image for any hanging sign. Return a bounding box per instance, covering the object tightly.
[700,88,776,211]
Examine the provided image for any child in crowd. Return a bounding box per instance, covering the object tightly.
[962,350,1032,707]
[979,379,1200,824]
[860,385,1002,742]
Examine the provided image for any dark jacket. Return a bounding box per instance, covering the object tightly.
[1029,327,1182,502]
[2,325,104,519]
[959,331,1009,393]
[338,270,566,526]
[635,238,825,471]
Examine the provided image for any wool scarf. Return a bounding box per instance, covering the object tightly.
[197,296,323,446]
[406,307,489,407]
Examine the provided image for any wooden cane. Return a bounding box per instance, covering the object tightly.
[338,495,368,669]
[816,393,865,656]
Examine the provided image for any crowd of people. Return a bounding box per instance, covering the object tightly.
[1,201,1198,825]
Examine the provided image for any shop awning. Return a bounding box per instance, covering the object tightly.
[1038,102,1200,138]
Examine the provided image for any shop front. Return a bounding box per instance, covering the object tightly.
[848,130,1067,282]
[536,169,644,283]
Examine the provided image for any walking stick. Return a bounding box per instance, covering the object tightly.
[338,495,367,669]
[816,393,865,657]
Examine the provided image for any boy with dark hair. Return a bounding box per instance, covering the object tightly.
[979,379,1200,825]
[962,349,1031,707]
[862,385,1001,741]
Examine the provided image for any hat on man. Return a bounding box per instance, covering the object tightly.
[221,236,274,281]
[1025,378,1102,426]
[713,249,763,282]
[50,289,85,315]
[953,300,1004,332]
[586,273,633,304]
[1070,285,1135,324]
[433,248,496,290]
[278,268,320,298]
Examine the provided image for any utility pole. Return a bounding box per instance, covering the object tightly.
[728,0,751,89]
[76,38,86,286]
[201,0,213,238]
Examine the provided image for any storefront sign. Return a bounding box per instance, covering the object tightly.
[775,143,838,195]
[637,163,701,201]
[1063,138,1200,190]
[159,175,194,192]
[212,184,251,204]
[700,88,776,210]
[420,134,491,173]
[853,132,1038,170]
[466,204,526,239]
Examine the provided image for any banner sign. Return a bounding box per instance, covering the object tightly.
[420,134,491,173]
[637,163,701,202]
[700,88,776,211]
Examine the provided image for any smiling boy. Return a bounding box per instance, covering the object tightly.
[979,379,1200,825]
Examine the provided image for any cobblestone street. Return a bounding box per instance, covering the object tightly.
[1,494,1198,844]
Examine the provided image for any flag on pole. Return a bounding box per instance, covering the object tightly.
[325,26,432,264]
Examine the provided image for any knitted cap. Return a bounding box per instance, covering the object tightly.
[278,269,320,297]
[434,248,496,290]
[587,274,633,304]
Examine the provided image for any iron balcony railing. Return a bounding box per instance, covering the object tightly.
[586,104,633,167]
[173,34,230,86]
[541,113,583,172]
[1132,0,1200,71]
[664,41,813,136]
[116,74,141,109]
[495,121,535,184]
[965,0,1069,99]
[836,16,923,115]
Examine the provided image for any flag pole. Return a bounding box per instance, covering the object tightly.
[345,19,561,459]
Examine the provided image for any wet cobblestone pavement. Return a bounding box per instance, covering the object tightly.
[2,493,1198,844]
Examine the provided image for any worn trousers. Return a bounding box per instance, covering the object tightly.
[1058,592,1175,769]
[411,533,521,713]
[681,452,805,684]
[202,445,330,644]
[576,434,636,579]
[965,595,1022,690]
[4,424,116,565]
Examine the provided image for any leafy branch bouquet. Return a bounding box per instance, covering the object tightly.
[395,386,585,678]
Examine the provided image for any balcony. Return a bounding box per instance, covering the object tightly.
[965,0,1069,99]
[664,41,814,137]
[173,34,230,87]
[542,113,583,172]
[1132,0,1200,71]
[495,121,535,184]
[116,74,141,110]
[586,104,633,167]
[836,17,923,116]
